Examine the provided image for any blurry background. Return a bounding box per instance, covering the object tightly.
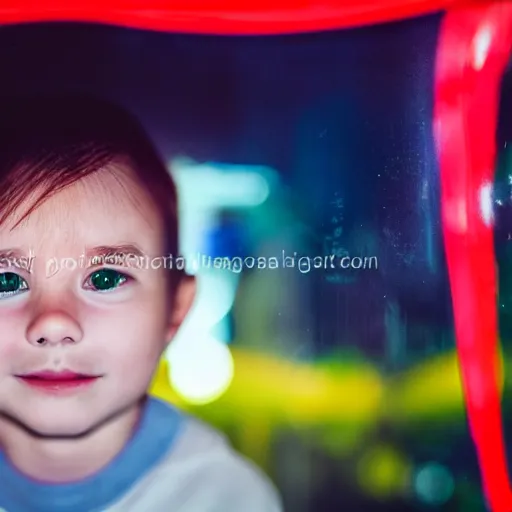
[0,13,506,511]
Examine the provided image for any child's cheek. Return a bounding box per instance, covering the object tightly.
[0,306,26,358]
[83,307,164,366]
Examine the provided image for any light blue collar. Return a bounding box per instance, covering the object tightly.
[0,397,184,512]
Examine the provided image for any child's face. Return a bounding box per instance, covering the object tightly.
[0,165,181,437]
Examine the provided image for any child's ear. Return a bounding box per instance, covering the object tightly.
[165,275,196,342]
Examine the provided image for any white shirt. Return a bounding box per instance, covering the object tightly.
[110,413,283,511]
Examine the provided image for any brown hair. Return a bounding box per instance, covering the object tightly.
[0,93,181,287]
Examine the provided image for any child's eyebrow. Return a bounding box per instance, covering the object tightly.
[85,244,145,261]
[85,244,147,268]
[0,248,28,259]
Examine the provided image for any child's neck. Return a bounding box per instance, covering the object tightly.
[0,404,141,483]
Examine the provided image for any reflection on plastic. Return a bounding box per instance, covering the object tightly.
[479,181,494,227]
[473,24,493,71]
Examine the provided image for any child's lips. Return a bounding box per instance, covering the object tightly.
[15,370,101,393]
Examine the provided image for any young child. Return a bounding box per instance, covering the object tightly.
[0,95,283,512]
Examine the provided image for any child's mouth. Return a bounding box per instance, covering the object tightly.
[15,371,100,393]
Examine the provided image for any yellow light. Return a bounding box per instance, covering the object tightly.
[388,346,505,422]
[357,445,410,499]
[386,352,463,421]
[167,337,235,405]
[150,347,383,426]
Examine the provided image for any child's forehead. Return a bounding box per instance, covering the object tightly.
[0,165,165,252]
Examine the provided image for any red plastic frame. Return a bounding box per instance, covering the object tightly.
[0,0,511,510]
[0,0,482,35]
[435,4,512,511]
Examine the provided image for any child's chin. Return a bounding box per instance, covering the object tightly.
[19,406,99,438]
[28,416,96,438]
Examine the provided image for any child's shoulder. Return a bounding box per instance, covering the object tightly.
[114,398,283,511]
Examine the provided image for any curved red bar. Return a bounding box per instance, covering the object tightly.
[435,3,512,511]
[0,0,478,35]
[0,0,510,508]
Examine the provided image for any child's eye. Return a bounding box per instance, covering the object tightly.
[0,272,29,299]
[84,268,130,292]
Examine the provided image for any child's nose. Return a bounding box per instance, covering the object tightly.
[26,311,83,348]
